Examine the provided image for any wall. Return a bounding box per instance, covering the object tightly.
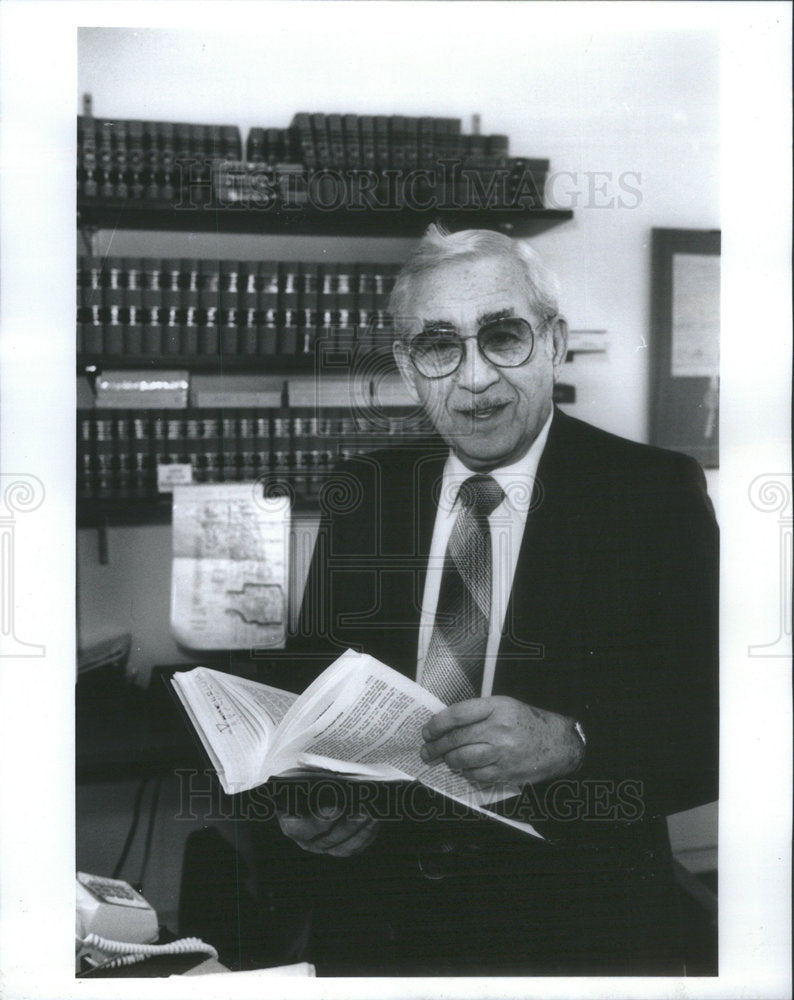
[76,22,719,864]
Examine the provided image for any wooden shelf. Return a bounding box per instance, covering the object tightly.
[77,493,327,528]
[78,353,320,375]
[78,195,573,239]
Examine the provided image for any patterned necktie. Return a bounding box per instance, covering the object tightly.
[422,474,505,705]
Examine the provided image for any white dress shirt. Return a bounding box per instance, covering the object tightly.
[416,408,554,696]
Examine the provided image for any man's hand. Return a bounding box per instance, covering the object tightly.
[277,804,379,858]
[420,696,584,788]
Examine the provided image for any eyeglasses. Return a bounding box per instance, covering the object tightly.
[408,317,535,379]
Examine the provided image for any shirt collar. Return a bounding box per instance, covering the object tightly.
[440,407,555,515]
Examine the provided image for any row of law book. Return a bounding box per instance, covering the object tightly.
[77,113,550,209]
[214,154,548,211]
[278,113,510,172]
[77,256,400,359]
[77,406,433,503]
[77,115,242,201]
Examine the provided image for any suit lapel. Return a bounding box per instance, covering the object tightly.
[373,443,446,677]
[493,410,609,696]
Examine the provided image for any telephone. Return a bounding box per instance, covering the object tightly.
[76,872,217,974]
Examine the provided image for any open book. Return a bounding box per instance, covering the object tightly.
[171,649,541,837]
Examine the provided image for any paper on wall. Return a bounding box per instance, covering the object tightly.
[170,483,289,650]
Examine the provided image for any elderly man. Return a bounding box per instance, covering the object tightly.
[276,225,718,976]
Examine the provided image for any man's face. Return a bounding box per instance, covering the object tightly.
[393,255,568,471]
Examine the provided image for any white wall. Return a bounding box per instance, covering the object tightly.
[76,21,719,858]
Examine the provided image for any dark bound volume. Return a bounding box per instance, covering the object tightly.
[343,114,361,169]
[198,260,220,356]
[373,115,390,173]
[259,262,280,356]
[327,114,345,170]
[279,263,299,356]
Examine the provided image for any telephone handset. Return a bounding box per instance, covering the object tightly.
[76,872,217,973]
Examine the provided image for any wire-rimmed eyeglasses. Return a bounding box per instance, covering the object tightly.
[408,316,535,379]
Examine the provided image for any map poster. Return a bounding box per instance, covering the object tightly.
[171,483,290,650]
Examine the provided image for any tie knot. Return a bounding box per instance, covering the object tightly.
[458,475,504,516]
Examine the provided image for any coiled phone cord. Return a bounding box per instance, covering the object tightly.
[79,932,218,970]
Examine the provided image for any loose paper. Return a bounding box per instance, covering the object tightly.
[671,253,720,377]
[170,483,289,650]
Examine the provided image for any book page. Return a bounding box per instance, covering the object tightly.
[269,651,532,820]
[170,484,289,650]
[171,667,285,792]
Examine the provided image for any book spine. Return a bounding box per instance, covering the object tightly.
[161,259,182,355]
[221,124,243,161]
[123,258,144,355]
[159,122,176,202]
[299,262,320,356]
[403,116,419,171]
[311,113,331,170]
[198,259,220,355]
[181,257,200,356]
[291,407,310,497]
[270,409,291,479]
[112,120,129,198]
[253,410,270,483]
[355,263,375,353]
[239,261,259,356]
[219,260,241,357]
[372,262,398,353]
[419,117,435,169]
[292,113,316,170]
[279,262,299,356]
[101,257,123,355]
[97,120,115,199]
[77,115,98,197]
[112,409,133,497]
[335,264,356,352]
[76,257,84,354]
[219,410,237,482]
[373,115,390,173]
[79,256,103,353]
[142,258,163,355]
[130,412,152,497]
[144,120,162,200]
[183,410,202,481]
[247,127,266,164]
[389,115,406,173]
[127,120,145,199]
[201,409,222,483]
[258,262,279,355]
[151,410,167,481]
[237,408,257,481]
[191,123,211,187]
[93,411,114,499]
[359,116,376,172]
[77,410,95,501]
[343,114,360,170]
[486,134,509,160]
[319,263,336,353]
[327,114,345,170]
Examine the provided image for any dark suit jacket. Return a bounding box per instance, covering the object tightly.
[284,409,719,974]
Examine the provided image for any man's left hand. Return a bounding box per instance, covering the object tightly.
[420,696,584,788]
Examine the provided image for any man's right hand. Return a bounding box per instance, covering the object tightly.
[277,805,379,858]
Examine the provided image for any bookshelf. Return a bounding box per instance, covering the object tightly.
[76,110,575,524]
[78,196,573,239]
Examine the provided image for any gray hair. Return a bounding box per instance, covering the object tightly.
[388,224,562,341]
